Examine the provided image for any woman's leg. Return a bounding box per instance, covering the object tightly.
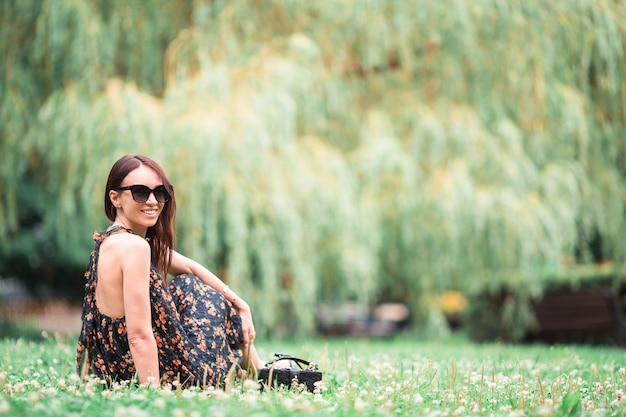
[241,343,264,372]
[168,274,245,371]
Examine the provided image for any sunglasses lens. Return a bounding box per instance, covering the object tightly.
[153,186,169,203]
[131,186,151,203]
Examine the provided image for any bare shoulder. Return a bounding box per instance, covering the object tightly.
[105,232,150,259]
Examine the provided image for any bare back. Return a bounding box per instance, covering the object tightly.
[94,230,150,319]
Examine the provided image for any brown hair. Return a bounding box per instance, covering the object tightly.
[104,154,176,275]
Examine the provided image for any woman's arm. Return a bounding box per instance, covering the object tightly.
[121,236,160,387]
[168,251,233,300]
[168,250,256,346]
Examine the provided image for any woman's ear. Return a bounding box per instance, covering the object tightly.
[109,189,121,209]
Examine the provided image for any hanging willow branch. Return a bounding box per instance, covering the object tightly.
[1,0,625,336]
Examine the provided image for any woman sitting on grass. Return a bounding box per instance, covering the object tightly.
[76,154,264,388]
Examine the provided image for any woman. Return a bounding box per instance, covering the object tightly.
[76,154,263,388]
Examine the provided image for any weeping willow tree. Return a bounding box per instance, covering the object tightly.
[1,0,625,336]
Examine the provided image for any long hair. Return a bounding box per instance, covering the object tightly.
[104,154,176,275]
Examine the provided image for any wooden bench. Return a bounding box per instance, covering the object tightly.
[530,287,626,346]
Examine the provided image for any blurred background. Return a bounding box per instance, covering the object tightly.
[1,0,625,343]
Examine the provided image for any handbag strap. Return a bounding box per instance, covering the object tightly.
[265,353,319,370]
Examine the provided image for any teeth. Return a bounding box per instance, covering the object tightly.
[144,210,157,215]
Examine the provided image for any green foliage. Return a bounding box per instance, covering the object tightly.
[1,0,626,336]
[557,393,582,417]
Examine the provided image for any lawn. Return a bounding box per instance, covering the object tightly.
[0,333,625,416]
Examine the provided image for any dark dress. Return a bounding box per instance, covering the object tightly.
[76,225,244,388]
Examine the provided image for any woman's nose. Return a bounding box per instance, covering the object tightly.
[146,191,159,203]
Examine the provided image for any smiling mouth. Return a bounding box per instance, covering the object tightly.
[142,209,158,215]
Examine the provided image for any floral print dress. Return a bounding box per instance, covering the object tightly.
[76,225,244,388]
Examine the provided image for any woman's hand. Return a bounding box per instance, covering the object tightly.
[232,298,256,347]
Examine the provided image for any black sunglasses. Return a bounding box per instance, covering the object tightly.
[116,184,170,203]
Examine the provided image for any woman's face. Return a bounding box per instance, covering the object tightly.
[109,165,167,236]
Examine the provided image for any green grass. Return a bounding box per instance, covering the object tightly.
[0,333,625,416]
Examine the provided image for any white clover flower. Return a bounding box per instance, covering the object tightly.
[368,369,380,378]
[313,380,326,393]
[536,405,553,416]
[213,389,229,401]
[353,397,367,411]
[130,392,148,401]
[313,393,327,405]
[153,398,166,408]
[290,380,306,393]
[171,409,185,417]
[28,392,42,403]
[115,405,150,417]
[243,378,258,392]
[582,399,594,410]
[281,397,295,410]
[241,392,258,405]
[181,390,196,399]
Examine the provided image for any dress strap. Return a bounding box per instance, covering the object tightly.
[87,225,138,284]
[91,224,136,247]
[105,224,137,236]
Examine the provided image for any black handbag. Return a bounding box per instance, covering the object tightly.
[258,353,322,392]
